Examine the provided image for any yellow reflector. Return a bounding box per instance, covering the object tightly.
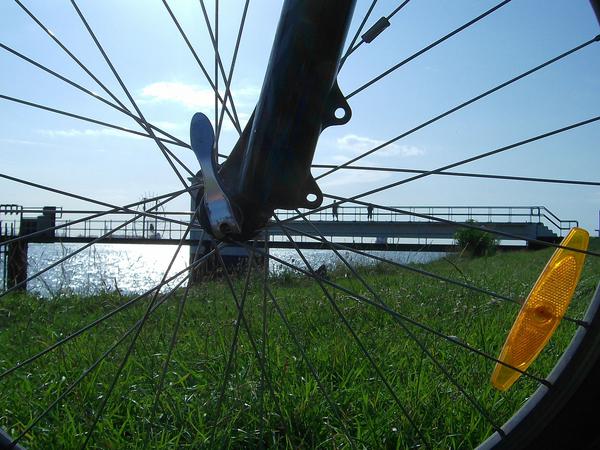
[491,227,589,391]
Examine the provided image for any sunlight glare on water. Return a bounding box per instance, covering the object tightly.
[16,243,444,298]
[26,243,189,297]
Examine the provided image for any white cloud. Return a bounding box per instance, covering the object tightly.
[140,81,214,110]
[336,134,383,154]
[138,81,258,134]
[36,128,143,139]
[335,134,425,158]
[139,81,260,111]
[0,138,61,147]
[377,144,425,158]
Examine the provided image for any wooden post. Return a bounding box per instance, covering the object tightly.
[7,239,28,291]
[6,215,38,292]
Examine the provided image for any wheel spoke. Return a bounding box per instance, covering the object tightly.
[0,191,184,297]
[319,195,600,261]
[259,237,268,448]
[346,0,512,99]
[7,266,194,448]
[69,0,189,189]
[272,214,431,449]
[199,0,242,137]
[313,164,600,187]
[286,114,600,258]
[340,0,412,68]
[14,0,132,114]
[320,34,600,180]
[214,0,219,152]
[0,246,218,381]
[0,94,187,149]
[78,218,196,448]
[0,42,191,151]
[293,209,506,435]
[211,244,290,450]
[211,244,255,443]
[161,0,240,134]
[265,285,359,449]
[0,197,190,249]
[0,94,195,177]
[215,0,250,143]
[244,237,551,386]
[277,208,587,326]
[339,0,379,69]
[145,241,206,444]
[0,173,195,239]
[212,246,286,445]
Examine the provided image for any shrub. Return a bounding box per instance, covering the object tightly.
[454,219,498,256]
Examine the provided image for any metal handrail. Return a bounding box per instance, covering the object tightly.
[275,205,577,234]
[1,205,579,240]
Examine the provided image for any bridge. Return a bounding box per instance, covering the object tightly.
[270,206,574,250]
[1,204,577,290]
[0,204,576,248]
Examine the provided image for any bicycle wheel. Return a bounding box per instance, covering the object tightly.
[1,1,600,448]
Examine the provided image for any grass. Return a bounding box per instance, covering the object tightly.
[1,239,599,449]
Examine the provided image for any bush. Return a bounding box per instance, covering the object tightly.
[454,219,498,256]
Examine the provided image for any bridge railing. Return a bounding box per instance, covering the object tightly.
[50,216,190,241]
[0,208,191,241]
[275,205,577,236]
[1,205,578,242]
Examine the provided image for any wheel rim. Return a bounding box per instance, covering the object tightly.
[1,1,600,448]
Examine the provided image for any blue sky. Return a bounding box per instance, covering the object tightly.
[1,0,599,232]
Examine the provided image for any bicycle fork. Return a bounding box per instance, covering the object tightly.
[190,0,356,240]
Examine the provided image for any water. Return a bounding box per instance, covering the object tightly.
[25,243,189,297]
[6,243,445,297]
[269,248,445,276]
